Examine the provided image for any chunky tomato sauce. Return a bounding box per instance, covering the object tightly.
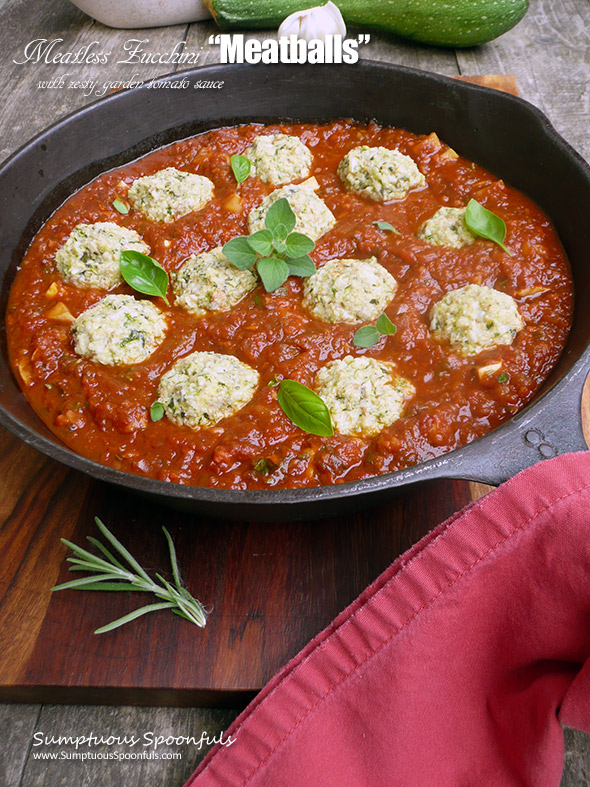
[6,121,573,489]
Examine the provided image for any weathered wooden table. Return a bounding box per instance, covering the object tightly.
[1,0,589,784]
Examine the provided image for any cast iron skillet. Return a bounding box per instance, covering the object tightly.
[0,62,588,520]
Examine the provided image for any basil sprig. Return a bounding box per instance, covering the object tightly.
[373,220,400,235]
[465,199,511,255]
[231,154,251,184]
[120,250,170,305]
[353,312,397,348]
[277,379,334,436]
[223,198,316,292]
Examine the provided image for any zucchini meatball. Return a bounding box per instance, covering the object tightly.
[248,179,335,241]
[430,284,524,356]
[128,167,214,223]
[417,207,476,249]
[55,222,149,290]
[244,133,312,185]
[338,146,425,202]
[173,247,257,317]
[72,294,167,366]
[157,351,260,429]
[303,257,397,324]
[315,356,415,437]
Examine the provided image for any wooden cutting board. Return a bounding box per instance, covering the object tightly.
[0,75,585,707]
[0,423,475,706]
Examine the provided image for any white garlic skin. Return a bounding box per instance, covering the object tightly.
[278,1,346,42]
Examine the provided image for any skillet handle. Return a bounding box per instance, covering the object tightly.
[442,361,589,487]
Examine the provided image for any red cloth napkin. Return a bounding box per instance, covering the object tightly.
[186,452,590,786]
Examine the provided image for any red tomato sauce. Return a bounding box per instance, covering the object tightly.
[6,121,573,489]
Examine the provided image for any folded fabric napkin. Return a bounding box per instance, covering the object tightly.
[186,452,590,786]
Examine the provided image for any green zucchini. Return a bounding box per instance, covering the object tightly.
[204,0,529,48]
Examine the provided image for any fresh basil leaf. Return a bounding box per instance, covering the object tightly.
[248,229,274,256]
[465,199,511,254]
[285,231,315,258]
[287,256,316,278]
[373,220,400,234]
[353,325,381,348]
[264,198,296,236]
[277,379,334,437]
[112,198,129,215]
[375,313,397,335]
[150,402,164,422]
[230,154,251,184]
[257,256,289,292]
[223,237,258,270]
[120,250,169,305]
[268,374,280,387]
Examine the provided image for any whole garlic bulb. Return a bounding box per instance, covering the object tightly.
[278,2,346,42]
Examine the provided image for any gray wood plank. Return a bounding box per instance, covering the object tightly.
[8,705,589,786]
[183,19,460,75]
[563,727,590,786]
[19,705,239,787]
[0,704,40,787]
[183,18,263,65]
[456,0,590,161]
[0,0,188,161]
[358,29,459,75]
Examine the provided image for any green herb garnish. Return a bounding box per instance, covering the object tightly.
[353,326,381,348]
[277,379,334,437]
[353,312,397,348]
[257,257,289,292]
[150,401,164,421]
[268,374,280,387]
[285,254,316,278]
[222,237,258,268]
[285,231,314,258]
[52,518,208,634]
[498,372,509,383]
[120,250,170,305]
[231,154,251,184]
[223,198,316,292]
[376,313,397,335]
[254,458,279,475]
[112,198,129,215]
[373,220,401,234]
[465,199,511,255]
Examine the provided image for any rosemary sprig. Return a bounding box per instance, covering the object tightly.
[52,517,208,635]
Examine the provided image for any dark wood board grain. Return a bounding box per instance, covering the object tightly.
[0,74,587,708]
[0,429,473,705]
